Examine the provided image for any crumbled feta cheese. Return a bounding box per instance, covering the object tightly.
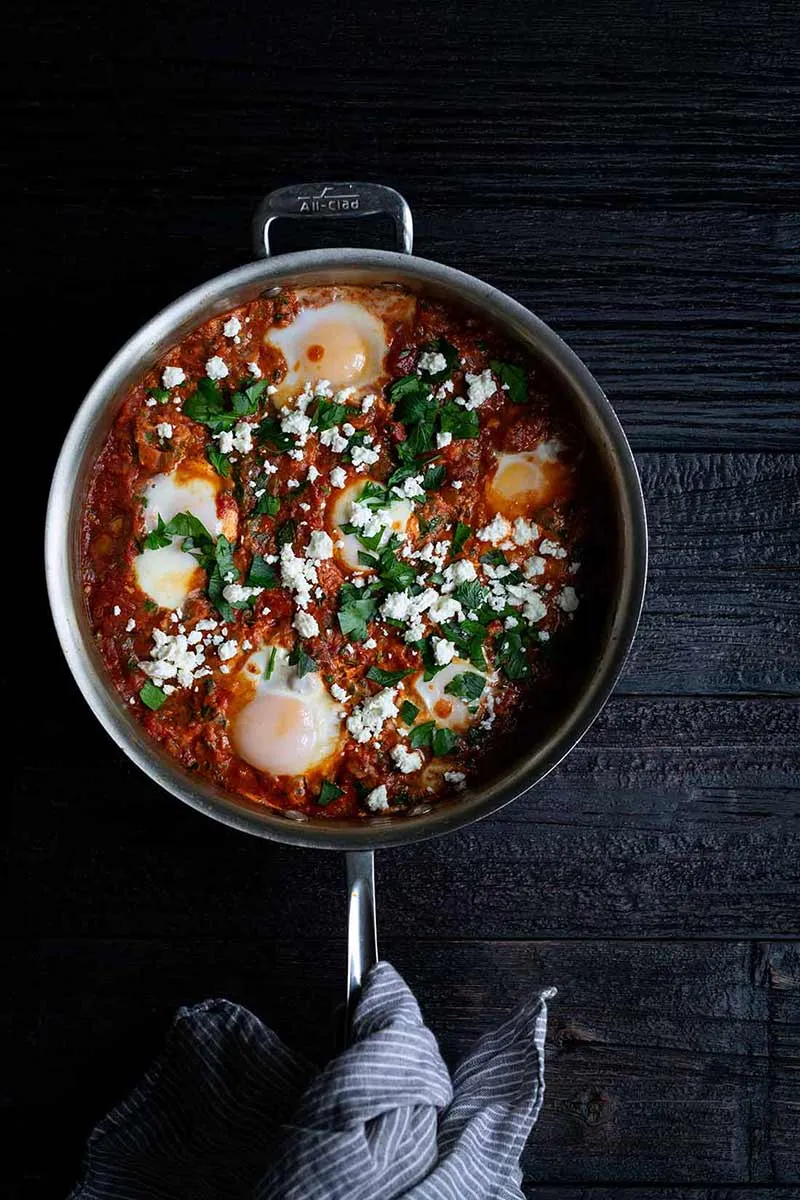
[440,559,477,594]
[155,422,173,440]
[307,464,320,483]
[431,636,456,666]
[331,683,349,703]
[361,393,376,412]
[222,583,263,605]
[293,610,320,638]
[218,639,239,661]
[366,784,390,812]
[125,618,136,632]
[319,425,349,453]
[428,595,463,624]
[138,627,208,689]
[347,688,399,744]
[330,466,347,488]
[522,592,547,623]
[162,365,185,389]
[306,530,334,561]
[363,637,377,650]
[280,543,317,609]
[539,539,567,559]
[451,480,463,490]
[512,518,539,546]
[281,408,312,444]
[205,356,228,380]
[247,360,261,378]
[341,422,356,438]
[222,315,242,338]
[215,429,234,454]
[393,474,426,500]
[477,514,511,545]
[435,431,453,449]
[145,397,158,407]
[231,421,255,453]
[350,442,380,471]
[557,586,580,612]
[522,556,546,579]
[113,605,121,616]
[459,369,497,410]
[287,478,300,489]
[391,744,424,774]
[444,770,467,790]
[418,350,448,375]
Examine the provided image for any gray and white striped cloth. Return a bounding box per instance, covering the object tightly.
[71,962,556,1200]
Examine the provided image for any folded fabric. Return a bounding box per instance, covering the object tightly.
[70,962,556,1200]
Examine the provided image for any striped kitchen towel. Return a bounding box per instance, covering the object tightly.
[70,962,556,1200]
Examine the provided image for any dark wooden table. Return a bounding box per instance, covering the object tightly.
[7,0,799,1194]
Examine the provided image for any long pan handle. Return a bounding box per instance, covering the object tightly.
[344,850,378,1043]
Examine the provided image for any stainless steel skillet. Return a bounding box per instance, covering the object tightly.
[45,183,648,1020]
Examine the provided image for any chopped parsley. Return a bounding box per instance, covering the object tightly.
[366,665,414,686]
[452,521,471,555]
[407,721,457,756]
[444,671,485,701]
[257,417,294,453]
[139,680,167,710]
[317,780,344,806]
[289,644,317,678]
[184,376,267,433]
[495,629,530,680]
[418,337,458,382]
[247,554,279,589]
[275,519,296,548]
[254,492,280,517]
[263,647,277,680]
[400,700,420,725]
[489,359,528,404]
[206,445,231,477]
[438,402,479,440]
[337,582,379,641]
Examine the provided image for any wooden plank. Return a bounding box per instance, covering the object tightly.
[760,943,800,1183]
[5,939,798,1188]
[11,2,800,455]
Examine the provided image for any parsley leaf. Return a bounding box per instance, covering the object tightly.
[400,699,419,725]
[184,378,234,432]
[139,680,167,710]
[366,665,414,686]
[337,583,379,641]
[452,522,471,555]
[439,402,480,439]
[496,629,530,680]
[453,580,493,619]
[445,671,486,701]
[254,492,280,517]
[143,511,214,553]
[257,417,294,453]
[289,644,317,677]
[432,727,457,756]
[264,646,277,680]
[275,519,296,548]
[311,397,348,430]
[489,359,528,404]
[206,445,231,477]
[408,721,435,749]
[423,463,446,490]
[247,554,278,589]
[317,780,344,806]
[146,386,171,402]
[207,535,239,620]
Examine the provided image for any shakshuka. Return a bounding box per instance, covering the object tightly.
[82,285,601,817]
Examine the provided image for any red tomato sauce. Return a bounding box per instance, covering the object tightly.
[82,285,607,818]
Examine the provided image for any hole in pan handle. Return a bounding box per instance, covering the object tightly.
[344,849,378,1045]
[253,182,414,258]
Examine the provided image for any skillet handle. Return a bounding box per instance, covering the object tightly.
[253,182,414,257]
[344,849,378,1043]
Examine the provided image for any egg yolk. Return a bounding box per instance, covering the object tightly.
[296,320,369,387]
[487,448,571,518]
[231,692,324,776]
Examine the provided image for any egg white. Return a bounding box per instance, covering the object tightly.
[486,441,567,518]
[134,461,233,610]
[266,300,388,394]
[411,657,490,732]
[329,479,412,572]
[229,647,342,777]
